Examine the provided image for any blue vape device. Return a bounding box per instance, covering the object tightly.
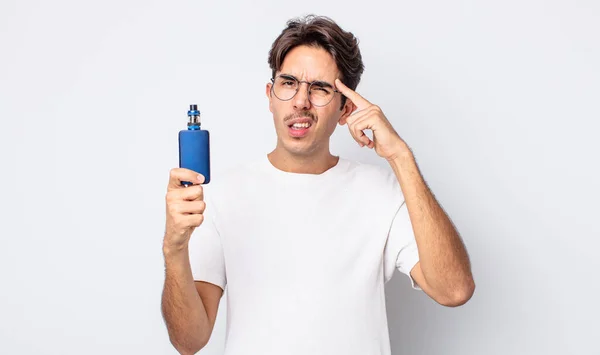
[179,104,210,186]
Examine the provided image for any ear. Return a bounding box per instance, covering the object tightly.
[266,82,273,113]
[338,99,356,125]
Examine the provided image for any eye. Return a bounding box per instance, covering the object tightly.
[310,82,332,93]
[311,85,332,94]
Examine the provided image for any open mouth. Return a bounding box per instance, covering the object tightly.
[288,121,312,137]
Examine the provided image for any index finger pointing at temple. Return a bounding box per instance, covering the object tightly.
[335,79,372,110]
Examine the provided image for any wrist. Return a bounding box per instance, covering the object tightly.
[162,240,189,257]
[387,142,414,164]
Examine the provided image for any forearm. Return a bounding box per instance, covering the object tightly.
[389,149,474,300]
[161,246,210,354]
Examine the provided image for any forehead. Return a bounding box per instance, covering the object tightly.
[279,45,339,82]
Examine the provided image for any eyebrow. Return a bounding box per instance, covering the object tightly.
[280,73,334,89]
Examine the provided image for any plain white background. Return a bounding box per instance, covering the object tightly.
[1,0,598,354]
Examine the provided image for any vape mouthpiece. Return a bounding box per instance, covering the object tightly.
[187,104,201,126]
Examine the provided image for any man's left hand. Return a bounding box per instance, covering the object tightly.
[335,79,410,161]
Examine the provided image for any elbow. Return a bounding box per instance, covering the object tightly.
[169,335,208,355]
[171,342,206,355]
[439,278,475,307]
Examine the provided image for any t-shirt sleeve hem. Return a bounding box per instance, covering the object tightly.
[192,272,227,291]
[403,253,422,291]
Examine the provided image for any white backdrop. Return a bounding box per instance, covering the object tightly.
[1,1,598,354]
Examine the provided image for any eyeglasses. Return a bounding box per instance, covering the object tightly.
[270,74,341,107]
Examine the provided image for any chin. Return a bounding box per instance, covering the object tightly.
[280,138,318,156]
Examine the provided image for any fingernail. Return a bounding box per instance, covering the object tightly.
[197,175,204,182]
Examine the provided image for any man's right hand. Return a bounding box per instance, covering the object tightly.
[164,168,206,251]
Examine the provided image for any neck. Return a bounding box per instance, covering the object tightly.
[267,147,339,174]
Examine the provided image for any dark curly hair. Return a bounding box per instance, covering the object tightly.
[267,15,365,109]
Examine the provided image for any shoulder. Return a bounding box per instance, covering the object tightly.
[342,157,398,187]
[340,157,405,206]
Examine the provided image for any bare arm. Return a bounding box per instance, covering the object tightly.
[390,149,475,307]
[331,79,474,307]
[161,246,223,354]
[161,169,224,354]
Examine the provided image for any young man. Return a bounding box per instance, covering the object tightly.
[161,15,474,355]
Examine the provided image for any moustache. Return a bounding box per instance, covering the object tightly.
[284,111,317,123]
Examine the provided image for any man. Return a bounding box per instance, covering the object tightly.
[161,15,474,355]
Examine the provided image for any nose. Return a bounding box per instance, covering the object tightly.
[293,82,311,111]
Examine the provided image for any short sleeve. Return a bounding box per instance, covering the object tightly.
[188,193,227,291]
[383,178,421,290]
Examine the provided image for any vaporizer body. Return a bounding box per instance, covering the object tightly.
[178,104,211,186]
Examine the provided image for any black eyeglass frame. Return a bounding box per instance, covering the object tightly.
[269,74,343,107]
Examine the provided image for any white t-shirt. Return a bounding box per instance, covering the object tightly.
[189,154,421,355]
